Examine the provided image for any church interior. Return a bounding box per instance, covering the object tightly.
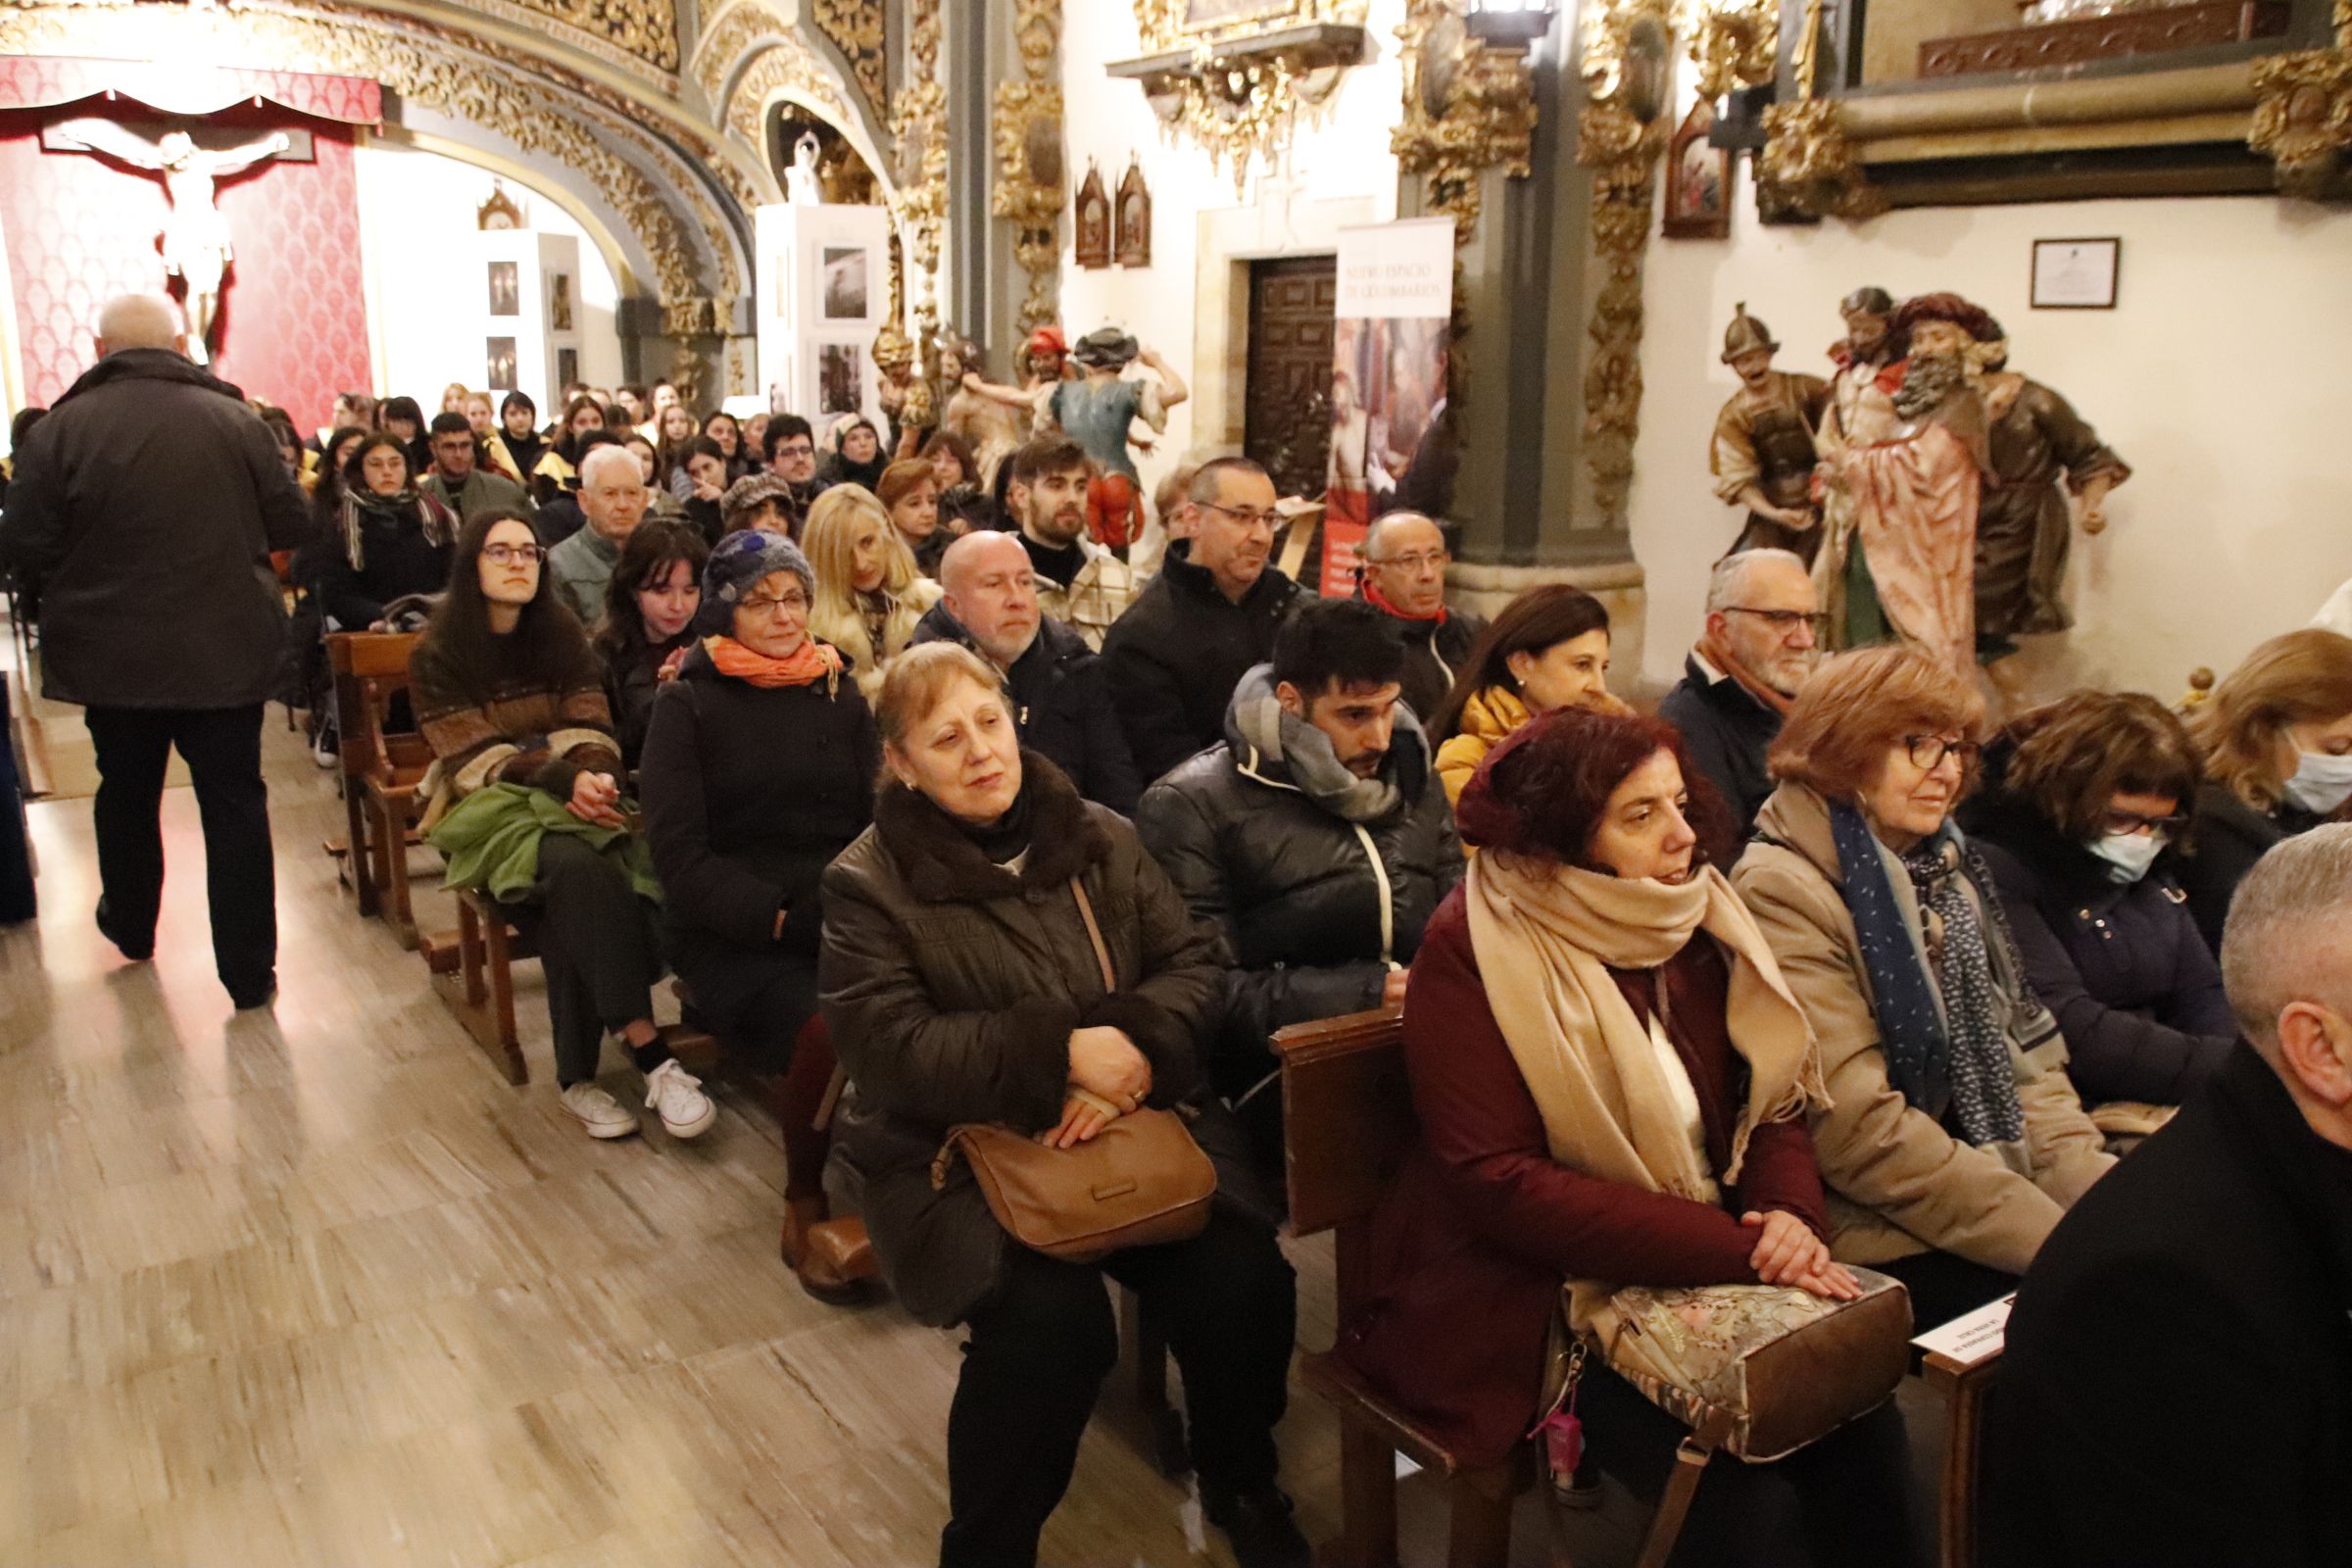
[3,0,2350,1564]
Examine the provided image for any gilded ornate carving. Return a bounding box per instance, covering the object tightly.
[1576,0,1674,531]
[811,0,887,122]
[460,0,678,81]
[1133,0,1366,53]
[2250,50,2352,199]
[1394,0,1537,247]
[890,0,948,340]
[1756,99,1885,220]
[1674,0,1778,101]
[995,0,1063,333]
[725,43,854,150]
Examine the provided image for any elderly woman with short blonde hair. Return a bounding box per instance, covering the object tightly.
[817,642,1304,1568]
[1732,645,2114,1327]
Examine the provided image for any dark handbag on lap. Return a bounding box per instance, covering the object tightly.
[927,878,1217,1264]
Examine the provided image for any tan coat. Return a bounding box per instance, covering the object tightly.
[1732,782,2112,1273]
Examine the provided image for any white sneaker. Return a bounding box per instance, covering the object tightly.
[645,1058,716,1140]
[562,1082,640,1140]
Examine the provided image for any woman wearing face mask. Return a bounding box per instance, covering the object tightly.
[592,518,709,772]
[414,511,711,1144]
[1734,647,2113,1328]
[316,431,455,632]
[1431,584,1635,807]
[803,485,942,698]
[2179,628,2352,953]
[1957,693,2235,1115]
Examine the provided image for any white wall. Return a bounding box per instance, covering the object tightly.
[1629,176,2352,702]
[1057,0,1409,499]
[352,143,623,407]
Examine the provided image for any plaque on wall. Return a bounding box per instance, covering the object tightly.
[1662,98,1730,240]
[1075,162,1111,270]
[486,336,517,391]
[2031,237,2121,309]
[487,261,519,318]
[1115,158,1152,268]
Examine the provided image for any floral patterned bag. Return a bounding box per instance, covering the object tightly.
[1565,1270,1913,1462]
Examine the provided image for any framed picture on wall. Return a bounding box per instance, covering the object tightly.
[549,272,573,332]
[557,346,579,388]
[2031,237,2121,309]
[1662,98,1730,240]
[486,336,517,391]
[817,342,863,415]
[1075,163,1111,270]
[487,262,519,318]
[1115,158,1152,268]
[821,246,868,320]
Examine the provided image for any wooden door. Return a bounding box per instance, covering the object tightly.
[1244,255,1336,504]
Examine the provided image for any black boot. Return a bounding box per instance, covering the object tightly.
[1201,1482,1310,1568]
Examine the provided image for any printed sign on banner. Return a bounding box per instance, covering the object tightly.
[1329,218,1455,595]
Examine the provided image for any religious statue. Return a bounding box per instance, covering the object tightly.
[967,327,1187,552]
[786,131,825,205]
[872,323,928,456]
[1815,291,2001,677]
[1709,303,1830,564]
[934,333,1027,490]
[72,124,290,365]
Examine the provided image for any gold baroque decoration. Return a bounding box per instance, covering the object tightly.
[458,0,678,81]
[1575,0,1674,533]
[1393,0,1537,249]
[995,0,1062,334]
[2250,48,2352,200]
[1755,99,1885,220]
[810,0,887,122]
[1673,0,1777,102]
[890,0,948,336]
[1134,0,1366,54]
[696,3,852,122]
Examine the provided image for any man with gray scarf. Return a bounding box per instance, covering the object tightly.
[1137,598,1463,1182]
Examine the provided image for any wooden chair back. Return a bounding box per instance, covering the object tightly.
[1274,1006,1415,1239]
[324,630,427,783]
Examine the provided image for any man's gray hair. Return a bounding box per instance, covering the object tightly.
[2220,823,2352,1049]
[578,443,641,487]
[1362,511,1441,560]
[95,294,183,354]
[1705,548,1809,613]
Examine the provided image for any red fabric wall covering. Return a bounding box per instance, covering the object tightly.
[0,104,373,434]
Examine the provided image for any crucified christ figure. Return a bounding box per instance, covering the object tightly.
[74,125,290,364]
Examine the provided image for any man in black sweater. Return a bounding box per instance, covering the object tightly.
[1657,547,1819,834]
[1984,825,2352,1568]
[1102,456,1300,783]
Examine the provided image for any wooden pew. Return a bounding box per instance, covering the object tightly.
[1275,1007,1711,1568]
[1922,1341,2004,1568]
[323,630,430,947]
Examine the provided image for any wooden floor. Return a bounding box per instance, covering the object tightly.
[0,695,1923,1566]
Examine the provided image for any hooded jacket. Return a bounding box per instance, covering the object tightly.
[1101,538,1301,782]
[1732,782,2114,1271]
[1134,664,1464,1105]
[1,348,310,709]
[909,600,1142,814]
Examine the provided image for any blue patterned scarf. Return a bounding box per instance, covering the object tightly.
[1828,803,2026,1146]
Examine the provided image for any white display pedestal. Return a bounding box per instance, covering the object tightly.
[469,229,583,414]
[755,202,891,434]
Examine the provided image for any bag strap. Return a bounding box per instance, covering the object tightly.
[1069,876,1117,994]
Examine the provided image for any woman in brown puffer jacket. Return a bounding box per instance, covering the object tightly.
[818,641,1307,1568]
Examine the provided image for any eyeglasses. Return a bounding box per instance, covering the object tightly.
[1366,550,1450,573]
[2100,808,2188,837]
[481,543,546,565]
[1902,735,1983,771]
[737,592,808,616]
[1724,608,1828,634]
[1200,501,1282,531]
[775,442,814,459]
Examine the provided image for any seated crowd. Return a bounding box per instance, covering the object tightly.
[55,361,2352,1568]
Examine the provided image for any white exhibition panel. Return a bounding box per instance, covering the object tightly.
[755,200,891,435]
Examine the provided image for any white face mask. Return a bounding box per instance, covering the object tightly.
[2086,830,2167,884]
[2283,749,2352,816]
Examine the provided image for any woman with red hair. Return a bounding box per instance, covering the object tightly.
[1340,707,1916,1565]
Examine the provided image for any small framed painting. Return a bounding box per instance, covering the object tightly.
[486,336,517,391]
[487,261,519,317]
[1662,97,1730,240]
[817,342,863,416]
[821,246,868,320]
[1115,158,1152,268]
[1075,163,1111,270]
[2031,237,2121,310]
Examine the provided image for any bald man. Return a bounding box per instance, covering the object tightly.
[0,292,309,1008]
[908,531,1141,812]
[547,442,649,623]
[1353,511,1484,723]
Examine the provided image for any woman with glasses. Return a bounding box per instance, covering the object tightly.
[1733,646,2114,1327]
[641,531,878,1293]
[1957,693,2234,1118]
[1429,583,1631,807]
[413,511,712,1144]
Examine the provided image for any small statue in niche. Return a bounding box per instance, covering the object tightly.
[786,131,825,204]
[1709,303,1830,564]
[873,324,927,456]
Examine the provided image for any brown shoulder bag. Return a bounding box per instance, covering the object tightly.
[928,878,1216,1263]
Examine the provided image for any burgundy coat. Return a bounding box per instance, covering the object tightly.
[1335,890,1830,1466]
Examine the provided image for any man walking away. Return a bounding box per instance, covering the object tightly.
[1,294,310,1007]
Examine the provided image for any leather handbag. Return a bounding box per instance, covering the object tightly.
[927,878,1216,1264]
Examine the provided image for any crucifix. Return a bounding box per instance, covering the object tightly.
[54,122,291,364]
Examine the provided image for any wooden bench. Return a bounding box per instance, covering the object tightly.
[323,630,430,947]
[1274,1007,1709,1568]
[1922,1345,2003,1568]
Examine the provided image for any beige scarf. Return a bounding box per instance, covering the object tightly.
[1465,852,1828,1338]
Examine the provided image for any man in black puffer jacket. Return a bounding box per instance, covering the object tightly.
[2,294,310,1009]
[1137,598,1463,1181]
[910,531,1141,814]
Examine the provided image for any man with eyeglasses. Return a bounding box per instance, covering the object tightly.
[1354,511,1485,724]
[1102,455,1303,782]
[420,411,529,524]
[1660,548,1822,834]
[760,414,831,529]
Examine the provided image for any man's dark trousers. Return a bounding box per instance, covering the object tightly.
[84,704,275,997]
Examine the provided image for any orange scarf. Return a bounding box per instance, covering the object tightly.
[1695,628,1796,717]
[703,634,843,692]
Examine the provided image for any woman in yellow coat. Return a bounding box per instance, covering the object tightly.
[1430,584,1629,805]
